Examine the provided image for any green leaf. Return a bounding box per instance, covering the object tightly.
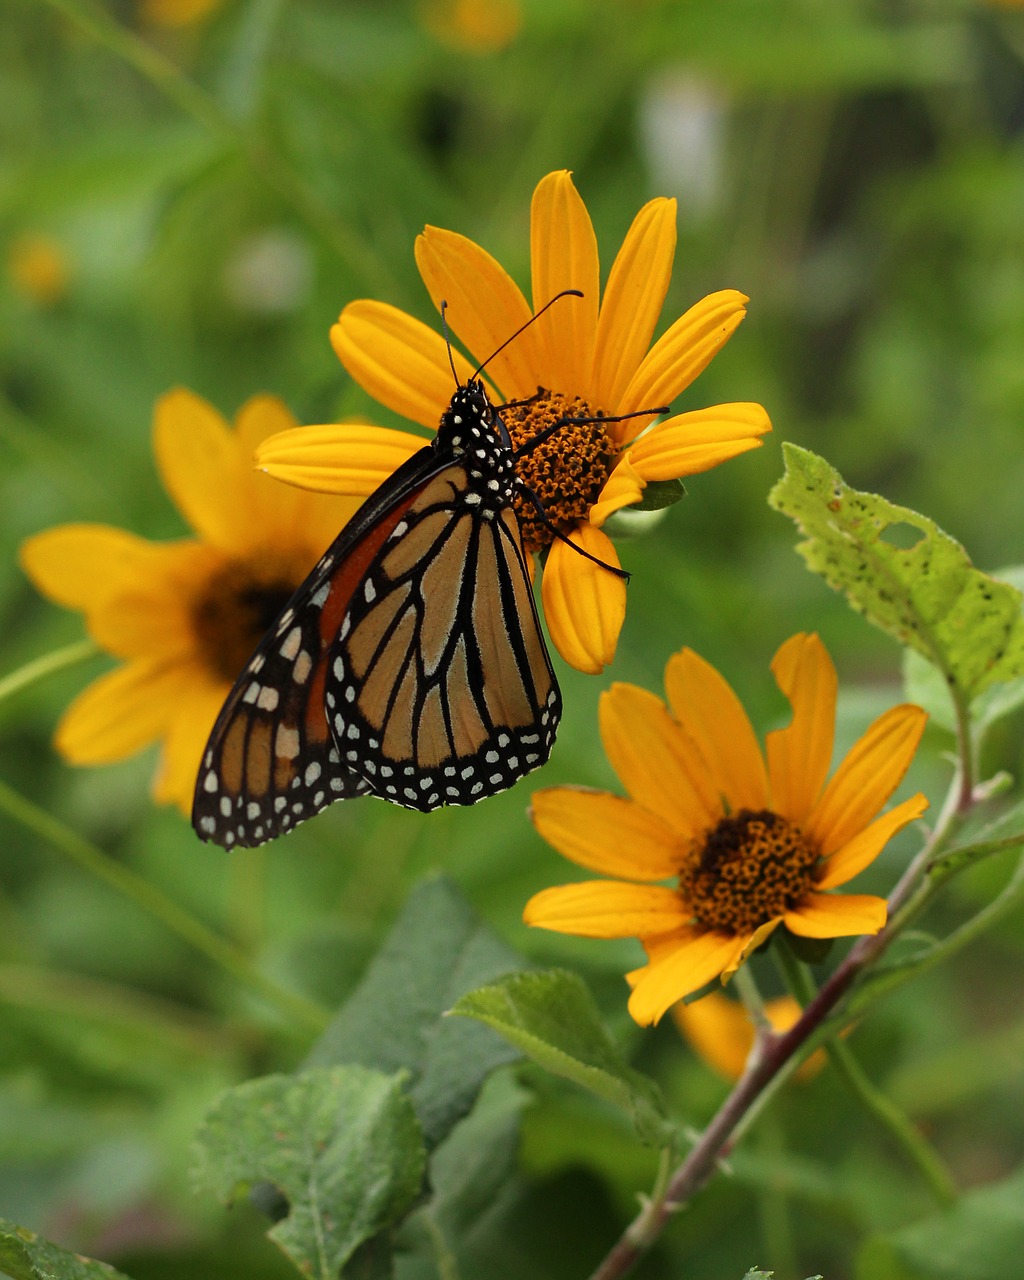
[769,446,1024,705]
[450,969,674,1148]
[633,478,686,512]
[0,1218,136,1280]
[305,876,523,1149]
[931,797,1024,880]
[191,1065,425,1280]
[856,1166,1024,1280]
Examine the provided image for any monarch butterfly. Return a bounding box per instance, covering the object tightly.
[193,297,668,848]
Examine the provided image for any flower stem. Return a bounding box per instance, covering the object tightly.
[777,941,956,1209]
[39,0,390,289]
[821,1034,956,1207]
[0,777,329,1036]
[0,640,98,707]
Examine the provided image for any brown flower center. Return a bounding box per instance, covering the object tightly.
[502,389,617,555]
[678,809,820,934]
[191,556,305,683]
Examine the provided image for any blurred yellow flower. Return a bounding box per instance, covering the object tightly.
[140,0,223,27]
[256,170,770,674]
[8,234,70,306]
[20,392,359,814]
[672,991,826,1083]
[524,633,929,1026]
[418,0,521,50]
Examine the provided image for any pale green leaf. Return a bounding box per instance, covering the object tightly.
[0,1218,135,1280]
[769,445,1024,704]
[450,970,674,1148]
[192,1065,425,1280]
[856,1167,1024,1280]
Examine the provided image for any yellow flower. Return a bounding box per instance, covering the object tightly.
[140,0,224,27]
[672,991,826,1083]
[524,633,929,1026]
[255,170,770,674]
[418,0,522,51]
[8,234,70,306]
[20,391,360,814]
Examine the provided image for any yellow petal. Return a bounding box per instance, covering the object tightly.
[523,880,686,937]
[152,670,231,814]
[627,929,748,1025]
[232,396,359,551]
[530,171,599,394]
[619,290,748,416]
[54,659,188,764]
[591,198,677,411]
[89,542,220,661]
[415,226,538,400]
[331,300,478,429]
[153,389,258,556]
[625,403,771,478]
[784,891,887,939]
[765,633,837,824]
[255,424,428,496]
[540,528,625,673]
[663,647,768,812]
[817,793,929,890]
[599,682,720,837]
[20,524,160,611]
[589,456,645,526]
[804,705,928,856]
[672,991,754,1080]
[530,786,684,880]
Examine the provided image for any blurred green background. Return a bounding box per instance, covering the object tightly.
[3,0,1024,1276]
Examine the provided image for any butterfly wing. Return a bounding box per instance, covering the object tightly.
[325,462,560,810]
[193,380,562,847]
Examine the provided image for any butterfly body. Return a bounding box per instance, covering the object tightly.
[193,379,560,848]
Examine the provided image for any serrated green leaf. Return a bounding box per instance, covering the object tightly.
[191,1065,425,1280]
[0,1218,135,1280]
[856,1166,1024,1280]
[450,969,674,1148]
[305,876,523,1149]
[769,445,1024,704]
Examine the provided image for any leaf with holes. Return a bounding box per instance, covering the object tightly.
[769,446,1024,704]
[450,969,675,1148]
[0,1218,136,1280]
[191,1065,425,1280]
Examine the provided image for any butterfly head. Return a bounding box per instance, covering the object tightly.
[438,378,501,458]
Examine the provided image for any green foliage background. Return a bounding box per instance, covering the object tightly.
[2,0,1024,1276]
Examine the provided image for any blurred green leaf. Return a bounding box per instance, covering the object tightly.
[305,876,523,1150]
[0,1217,135,1280]
[770,445,1024,705]
[856,1166,1024,1280]
[191,1065,425,1280]
[932,798,1024,880]
[450,969,674,1148]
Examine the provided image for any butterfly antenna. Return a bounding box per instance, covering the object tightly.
[439,300,460,389]
[471,289,583,381]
